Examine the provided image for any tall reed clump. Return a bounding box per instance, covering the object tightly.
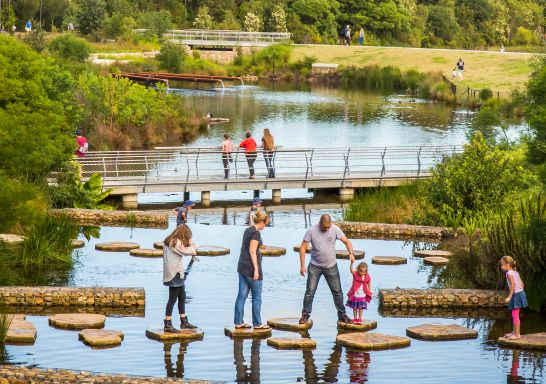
[0,308,12,344]
[344,183,421,224]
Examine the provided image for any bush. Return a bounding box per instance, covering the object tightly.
[157,42,187,73]
[49,34,91,63]
[479,88,493,101]
[140,10,172,40]
[76,0,106,35]
[22,27,47,52]
[0,176,47,234]
[104,13,136,39]
[512,27,535,46]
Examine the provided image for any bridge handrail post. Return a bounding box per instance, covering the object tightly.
[101,158,107,191]
[155,150,160,178]
[417,146,422,178]
[234,150,239,178]
[115,153,119,178]
[345,148,351,176]
[186,152,190,182]
[310,149,314,177]
[195,148,200,179]
[304,152,310,185]
[380,147,387,186]
[144,156,149,191]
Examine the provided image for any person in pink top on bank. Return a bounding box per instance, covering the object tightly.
[346,261,372,323]
[239,132,257,179]
[74,130,88,157]
[500,255,528,340]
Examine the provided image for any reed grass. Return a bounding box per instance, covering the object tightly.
[0,306,12,344]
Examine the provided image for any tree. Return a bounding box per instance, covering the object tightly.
[48,34,91,62]
[270,5,287,33]
[42,0,69,30]
[76,0,106,34]
[218,10,240,30]
[193,6,213,29]
[290,0,338,40]
[157,42,187,73]
[426,5,459,43]
[243,12,262,32]
[140,10,172,39]
[526,57,546,181]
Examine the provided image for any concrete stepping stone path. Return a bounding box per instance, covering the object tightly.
[224,326,272,338]
[71,239,85,248]
[414,250,453,258]
[130,248,163,257]
[95,242,140,252]
[371,256,407,265]
[5,318,37,344]
[423,256,450,266]
[196,245,230,256]
[49,314,105,330]
[260,246,286,257]
[498,332,546,350]
[79,329,124,347]
[336,332,411,351]
[267,337,317,349]
[337,320,377,332]
[267,317,313,331]
[406,323,478,341]
[146,328,204,342]
[336,250,365,260]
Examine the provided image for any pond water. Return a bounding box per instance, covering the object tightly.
[4,218,546,383]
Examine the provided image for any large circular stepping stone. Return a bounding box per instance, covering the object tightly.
[49,314,105,330]
[406,323,478,341]
[260,246,286,257]
[424,256,449,266]
[498,333,546,351]
[130,248,163,257]
[5,319,37,344]
[145,328,204,342]
[196,245,230,256]
[0,234,25,245]
[414,250,453,258]
[79,329,124,347]
[336,250,365,260]
[293,244,312,253]
[71,239,85,248]
[337,319,377,332]
[267,337,317,349]
[372,256,407,265]
[336,332,411,351]
[154,241,164,249]
[95,242,140,252]
[224,326,272,338]
[267,317,313,331]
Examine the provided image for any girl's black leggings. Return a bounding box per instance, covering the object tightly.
[165,286,186,316]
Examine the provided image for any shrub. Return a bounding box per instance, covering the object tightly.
[104,13,136,39]
[0,307,12,343]
[76,0,106,35]
[22,27,47,52]
[480,88,493,101]
[157,42,187,73]
[49,34,91,63]
[0,176,47,234]
[140,10,172,40]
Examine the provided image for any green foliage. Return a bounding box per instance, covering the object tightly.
[513,27,536,46]
[243,12,262,32]
[49,34,91,63]
[76,0,106,35]
[479,88,493,101]
[157,42,187,73]
[22,26,47,52]
[140,10,171,40]
[104,13,136,39]
[526,57,546,180]
[270,5,287,33]
[0,176,47,234]
[253,44,290,75]
[0,306,12,344]
[193,6,213,29]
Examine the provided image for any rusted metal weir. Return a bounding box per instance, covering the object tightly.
[114,72,244,88]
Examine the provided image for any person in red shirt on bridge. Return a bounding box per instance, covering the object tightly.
[239,132,257,179]
[74,130,88,157]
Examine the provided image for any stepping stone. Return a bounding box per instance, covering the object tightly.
[130,248,163,257]
[406,323,478,341]
[5,319,37,344]
[336,250,365,260]
[372,256,407,265]
[267,317,313,331]
[414,250,453,258]
[337,320,377,332]
[49,314,105,330]
[498,332,546,351]
[293,244,312,253]
[0,234,25,246]
[196,245,230,256]
[336,332,411,351]
[153,241,164,249]
[224,326,272,339]
[423,256,449,266]
[95,242,140,252]
[260,246,286,257]
[146,327,204,342]
[267,337,317,349]
[6,314,26,321]
[79,329,124,347]
[71,239,85,248]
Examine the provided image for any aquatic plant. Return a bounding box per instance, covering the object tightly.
[0,305,12,344]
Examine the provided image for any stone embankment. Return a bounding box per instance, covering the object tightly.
[336,221,452,240]
[379,288,505,308]
[51,208,168,228]
[0,366,211,384]
[0,287,145,307]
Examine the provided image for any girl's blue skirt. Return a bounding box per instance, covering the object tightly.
[508,291,528,310]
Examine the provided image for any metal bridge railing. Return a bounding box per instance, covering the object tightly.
[77,146,463,189]
[134,29,291,45]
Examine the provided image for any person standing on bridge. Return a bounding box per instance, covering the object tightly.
[261,129,275,178]
[298,214,355,325]
[239,132,257,179]
[222,133,234,179]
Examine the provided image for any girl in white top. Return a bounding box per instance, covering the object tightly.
[500,256,528,340]
[222,133,234,179]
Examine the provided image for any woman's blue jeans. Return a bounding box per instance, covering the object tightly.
[234,273,263,326]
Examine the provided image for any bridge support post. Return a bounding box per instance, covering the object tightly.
[183,191,190,201]
[272,189,281,203]
[253,190,260,198]
[338,188,354,202]
[121,194,138,209]
[201,191,211,207]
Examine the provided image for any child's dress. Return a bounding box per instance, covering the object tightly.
[346,272,372,309]
[506,270,528,309]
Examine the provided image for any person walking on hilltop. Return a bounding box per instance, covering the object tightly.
[359,28,365,46]
[221,133,234,179]
[298,214,355,324]
[456,58,465,80]
[261,128,275,178]
[239,132,257,179]
[24,19,32,32]
[344,25,352,45]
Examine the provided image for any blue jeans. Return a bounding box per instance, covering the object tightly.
[302,263,345,316]
[234,273,263,326]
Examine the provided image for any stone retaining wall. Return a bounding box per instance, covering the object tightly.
[0,366,211,383]
[4,305,145,317]
[51,208,168,228]
[379,307,507,319]
[379,288,505,308]
[0,287,145,307]
[336,221,453,240]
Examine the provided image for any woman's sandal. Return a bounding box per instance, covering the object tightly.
[504,332,514,338]
[506,334,521,340]
[235,323,251,329]
[253,324,271,330]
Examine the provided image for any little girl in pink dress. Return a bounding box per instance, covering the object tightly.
[346,261,372,323]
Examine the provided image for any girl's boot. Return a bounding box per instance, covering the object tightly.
[180,316,198,329]
[164,319,182,333]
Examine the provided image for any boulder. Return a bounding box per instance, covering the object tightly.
[95,242,140,252]
[79,329,124,347]
[267,317,313,331]
[371,256,407,265]
[49,314,105,330]
[406,323,478,341]
[336,332,411,351]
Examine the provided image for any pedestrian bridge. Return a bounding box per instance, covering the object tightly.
[77,145,463,207]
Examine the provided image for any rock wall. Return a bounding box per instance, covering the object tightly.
[0,366,210,384]
[0,287,145,307]
[51,208,168,228]
[379,288,505,308]
[336,221,453,240]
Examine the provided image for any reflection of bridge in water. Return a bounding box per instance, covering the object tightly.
[78,145,463,208]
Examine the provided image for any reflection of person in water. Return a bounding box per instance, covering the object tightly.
[301,344,343,384]
[507,349,522,383]
[163,342,187,378]
[346,350,370,383]
[233,338,261,383]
